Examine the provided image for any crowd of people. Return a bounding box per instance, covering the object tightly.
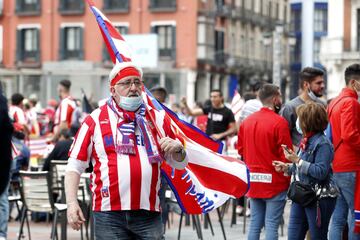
[0,63,359,240]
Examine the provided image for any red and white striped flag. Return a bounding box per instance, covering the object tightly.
[28,137,49,158]
[231,90,244,122]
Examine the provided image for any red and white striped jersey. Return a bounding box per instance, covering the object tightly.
[9,105,27,125]
[67,103,180,212]
[54,96,76,129]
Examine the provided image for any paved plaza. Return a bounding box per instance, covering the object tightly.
[6,201,291,240]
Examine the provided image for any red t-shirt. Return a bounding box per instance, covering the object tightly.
[238,108,292,198]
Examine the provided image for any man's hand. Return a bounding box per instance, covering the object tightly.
[67,201,85,231]
[272,161,289,173]
[210,133,222,140]
[159,137,185,162]
[180,97,187,107]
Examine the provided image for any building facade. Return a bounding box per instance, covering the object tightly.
[320,0,359,99]
[289,0,328,99]
[0,0,291,106]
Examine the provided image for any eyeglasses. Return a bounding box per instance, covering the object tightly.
[116,79,143,89]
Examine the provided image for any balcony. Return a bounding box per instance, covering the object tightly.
[103,0,129,14]
[16,0,41,16]
[216,4,232,18]
[17,50,41,67]
[61,50,84,60]
[231,7,244,21]
[59,0,85,15]
[149,0,176,12]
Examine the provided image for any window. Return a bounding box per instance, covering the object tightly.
[215,30,225,64]
[59,0,84,14]
[152,25,176,59]
[59,26,83,60]
[103,0,129,13]
[103,26,129,62]
[314,8,327,32]
[16,0,40,15]
[314,38,320,62]
[149,0,176,11]
[197,18,215,61]
[291,38,301,63]
[290,8,301,32]
[16,28,40,63]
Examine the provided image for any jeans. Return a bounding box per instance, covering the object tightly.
[329,172,360,240]
[0,184,9,238]
[93,210,162,240]
[247,191,287,240]
[288,197,336,240]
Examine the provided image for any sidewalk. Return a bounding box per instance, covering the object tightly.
[7,201,291,240]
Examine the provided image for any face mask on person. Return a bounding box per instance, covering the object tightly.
[274,103,281,114]
[296,118,303,135]
[307,88,319,102]
[114,90,143,111]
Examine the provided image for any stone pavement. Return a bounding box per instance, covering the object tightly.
[6,201,291,240]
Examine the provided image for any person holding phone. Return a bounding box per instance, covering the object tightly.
[273,102,336,240]
[238,84,292,240]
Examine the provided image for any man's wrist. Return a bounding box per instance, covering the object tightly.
[175,148,186,162]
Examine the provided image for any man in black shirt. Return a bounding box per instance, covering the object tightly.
[182,89,236,141]
[42,129,73,171]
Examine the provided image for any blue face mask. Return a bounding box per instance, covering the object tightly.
[296,118,303,135]
[118,95,143,111]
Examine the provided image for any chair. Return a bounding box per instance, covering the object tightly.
[18,171,67,240]
[50,160,89,240]
[50,160,67,199]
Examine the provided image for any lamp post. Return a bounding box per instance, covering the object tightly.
[272,24,284,91]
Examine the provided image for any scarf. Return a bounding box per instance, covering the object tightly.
[298,132,316,151]
[107,98,164,163]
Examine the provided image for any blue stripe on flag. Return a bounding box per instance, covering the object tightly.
[89,6,123,63]
[355,211,360,220]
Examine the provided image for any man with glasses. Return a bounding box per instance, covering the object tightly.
[328,63,360,239]
[64,62,188,239]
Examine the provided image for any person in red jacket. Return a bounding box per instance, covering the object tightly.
[328,63,360,239]
[238,84,292,240]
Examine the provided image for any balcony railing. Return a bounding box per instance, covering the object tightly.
[59,0,85,15]
[149,0,176,12]
[103,0,129,13]
[216,4,232,18]
[17,50,41,67]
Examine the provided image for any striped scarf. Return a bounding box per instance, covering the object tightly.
[108,98,163,163]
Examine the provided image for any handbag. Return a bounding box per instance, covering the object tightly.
[287,169,317,207]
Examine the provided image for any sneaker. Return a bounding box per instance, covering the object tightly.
[245,208,251,217]
[235,206,243,214]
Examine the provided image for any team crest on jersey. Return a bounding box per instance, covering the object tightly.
[103,135,114,147]
[101,186,109,198]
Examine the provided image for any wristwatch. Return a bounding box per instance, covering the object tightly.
[175,148,186,161]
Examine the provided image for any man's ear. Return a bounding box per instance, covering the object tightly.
[109,86,116,96]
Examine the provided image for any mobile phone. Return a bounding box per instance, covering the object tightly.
[281,145,291,154]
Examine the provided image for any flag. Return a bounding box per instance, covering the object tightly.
[85,0,249,214]
[231,90,244,122]
[81,88,93,114]
[28,137,49,158]
[144,90,249,214]
[85,0,132,64]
